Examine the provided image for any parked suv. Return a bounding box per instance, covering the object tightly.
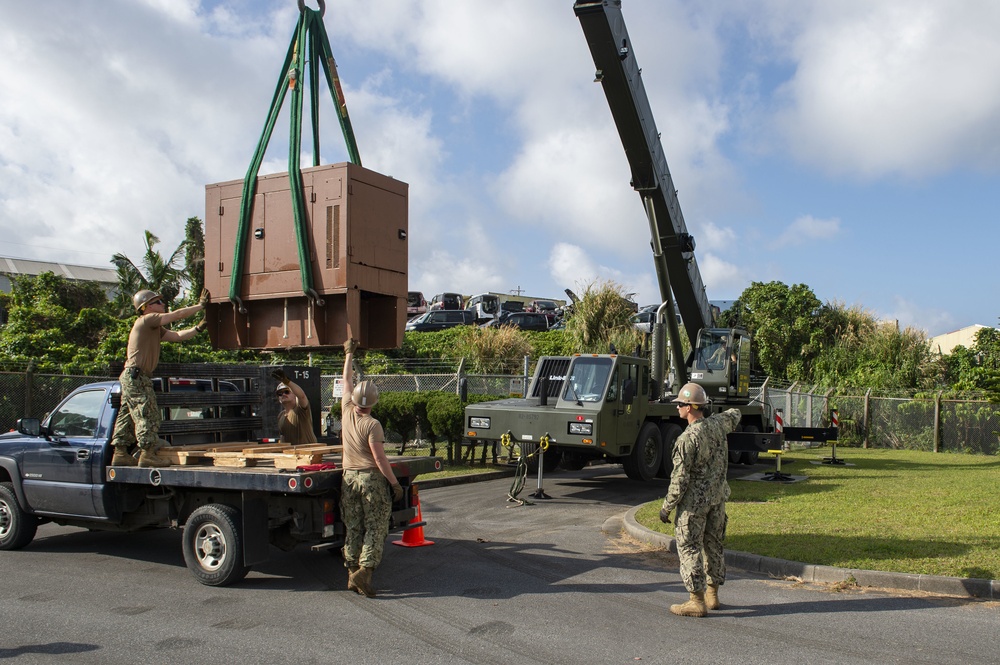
[429,292,463,310]
[485,311,549,332]
[405,309,475,332]
[407,291,427,317]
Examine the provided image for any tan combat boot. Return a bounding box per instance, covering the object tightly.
[347,566,361,594]
[111,447,138,466]
[138,449,171,468]
[705,584,720,610]
[670,591,707,617]
[353,567,377,598]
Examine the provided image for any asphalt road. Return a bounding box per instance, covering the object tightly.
[1,466,996,664]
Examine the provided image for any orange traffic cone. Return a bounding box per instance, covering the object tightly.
[392,488,434,548]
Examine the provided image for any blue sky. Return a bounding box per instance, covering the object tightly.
[1,0,998,338]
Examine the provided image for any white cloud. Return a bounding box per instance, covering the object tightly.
[775,215,841,247]
[770,0,1000,178]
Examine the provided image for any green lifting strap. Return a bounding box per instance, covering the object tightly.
[228,1,361,312]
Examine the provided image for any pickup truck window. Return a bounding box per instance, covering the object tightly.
[48,389,106,438]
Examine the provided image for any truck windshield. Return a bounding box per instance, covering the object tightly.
[695,331,731,371]
[563,357,613,402]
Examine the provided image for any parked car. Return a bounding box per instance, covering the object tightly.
[466,293,501,324]
[484,311,549,332]
[526,299,559,325]
[405,309,476,332]
[407,291,427,317]
[428,292,463,311]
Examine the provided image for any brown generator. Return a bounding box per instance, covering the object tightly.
[204,162,408,350]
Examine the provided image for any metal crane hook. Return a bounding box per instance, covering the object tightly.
[297,0,326,17]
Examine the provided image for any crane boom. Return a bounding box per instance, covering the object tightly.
[574,0,715,347]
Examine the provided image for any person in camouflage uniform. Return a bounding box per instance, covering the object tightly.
[660,382,741,617]
[110,289,209,468]
[339,337,404,598]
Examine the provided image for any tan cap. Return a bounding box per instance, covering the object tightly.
[352,380,379,408]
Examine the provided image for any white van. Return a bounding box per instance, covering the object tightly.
[466,293,501,324]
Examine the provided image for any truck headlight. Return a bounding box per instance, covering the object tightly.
[568,422,592,435]
[470,416,490,429]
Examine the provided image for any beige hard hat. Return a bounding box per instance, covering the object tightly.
[132,289,161,312]
[672,382,708,405]
[352,380,379,408]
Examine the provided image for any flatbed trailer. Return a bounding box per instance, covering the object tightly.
[0,368,441,586]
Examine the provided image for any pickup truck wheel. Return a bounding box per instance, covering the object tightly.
[0,482,37,550]
[657,424,682,478]
[182,504,250,587]
[623,422,662,481]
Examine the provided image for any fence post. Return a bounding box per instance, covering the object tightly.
[933,391,942,453]
[787,382,797,427]
[24,362,34,418]
[863,388,871,449]
[456,357,466,396]
[805,385,814,428]
[523,355,530,392]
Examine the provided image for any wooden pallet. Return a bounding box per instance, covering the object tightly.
[158,443,343,469]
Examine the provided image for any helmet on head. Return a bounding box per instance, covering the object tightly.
[671,382,708,406]
[132,290,161,312]
[352,380,379,408]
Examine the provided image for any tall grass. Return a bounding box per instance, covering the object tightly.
[635,448,1000,579]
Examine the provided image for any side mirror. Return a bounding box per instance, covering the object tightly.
[16,418,40,436]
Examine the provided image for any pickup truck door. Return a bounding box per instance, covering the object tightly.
[20,387,108,517]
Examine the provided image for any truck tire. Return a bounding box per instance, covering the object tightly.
[0,482,37,551]
[656,423,682,478]
[740,425,760,465]
[623,422,662,481]
[558,451,588,471]
[182,504,250,587]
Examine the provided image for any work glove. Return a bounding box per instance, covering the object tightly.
[198,288,211,307]
[391,483,404,502]
[270,368,290,384]
[343,337,358,355]
[194,320,207,332]
[659,507,672,524]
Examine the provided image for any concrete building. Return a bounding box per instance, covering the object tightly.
[928,325,994,355]
[0,256,119,299]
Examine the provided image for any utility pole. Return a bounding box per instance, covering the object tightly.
[509,286,525,296]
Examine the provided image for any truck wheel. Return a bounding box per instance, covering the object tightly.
[559,451,588,471]
[182,504,250,587]
[656,424,682,478]
[0,482,37,551]
[526,447,561,474]
[740,426,760,465]
[623,422,662,481]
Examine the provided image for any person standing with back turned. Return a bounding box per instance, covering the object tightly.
[659,382,741,617]
[339,337,404,597]
[110,288,210,468]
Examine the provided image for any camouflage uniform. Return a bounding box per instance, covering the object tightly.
[110,369,161,452]
[662,408,741,593]
[340,470,392,569]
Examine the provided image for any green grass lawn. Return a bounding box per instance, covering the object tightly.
[635,448,1000,580]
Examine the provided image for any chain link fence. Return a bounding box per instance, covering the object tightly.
[3,366,997,456]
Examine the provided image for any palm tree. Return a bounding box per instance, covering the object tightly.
[111,230,189,315]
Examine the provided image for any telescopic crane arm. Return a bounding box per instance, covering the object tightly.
[574,0,716,350]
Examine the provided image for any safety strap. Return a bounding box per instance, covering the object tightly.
[228,1,361,312]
